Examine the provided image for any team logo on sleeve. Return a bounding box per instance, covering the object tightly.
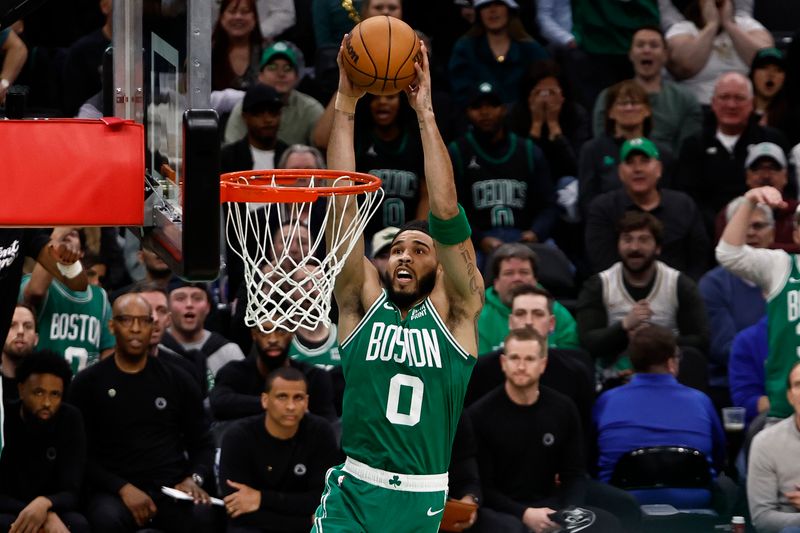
[155,397,167,410]
[294,464,307,476]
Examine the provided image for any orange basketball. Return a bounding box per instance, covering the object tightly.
[341,16,421,96]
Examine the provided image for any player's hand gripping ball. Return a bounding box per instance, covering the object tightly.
[341,16,421,95]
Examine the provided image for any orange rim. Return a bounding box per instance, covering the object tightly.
[220,169,382,204]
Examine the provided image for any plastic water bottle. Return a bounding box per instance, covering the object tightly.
[731,516,746,533]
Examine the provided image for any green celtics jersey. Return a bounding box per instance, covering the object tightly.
[19,275,115,374]
[288,324,341,370]
[340,290,475,475]
[766,256,800,418]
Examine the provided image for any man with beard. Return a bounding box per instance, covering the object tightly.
[2,303,38,401]
[0,350,88,533]
[69,294,216,533]
[111,245,173,302]
[449,82,558,262]
[0,228,86,350]
[221,83,288,175]
[218,367,340,533]
[585,137,710,280]
[468,328,621,533]
[309,41,483,533]
[209,321,337,422]
[592,26,702,153]
[576,211,710,390]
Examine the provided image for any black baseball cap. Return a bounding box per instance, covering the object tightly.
[242,84,284,114]
[751,47,786,72]
[467,82,502,108]
[167,279,212,301]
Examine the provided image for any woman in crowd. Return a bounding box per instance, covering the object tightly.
[510,59,590,270]
[211,0,263,91]
[578,80,674,217]
[750,47,789,133]
[510,59,589,182]
[666,0,772,105]
[449,0,548,110]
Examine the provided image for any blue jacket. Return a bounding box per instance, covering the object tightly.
[729,316,768,425]
[698,266,765,387]
[593,373,726,508]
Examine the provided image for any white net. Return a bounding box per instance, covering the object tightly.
[224,172,383,334]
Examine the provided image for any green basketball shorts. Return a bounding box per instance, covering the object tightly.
[311,457,449,533]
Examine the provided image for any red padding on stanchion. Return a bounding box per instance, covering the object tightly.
[0,118,145,226]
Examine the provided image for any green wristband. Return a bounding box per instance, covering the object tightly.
[428,204,472,245]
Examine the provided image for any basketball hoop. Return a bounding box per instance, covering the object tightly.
[220,169,383,334]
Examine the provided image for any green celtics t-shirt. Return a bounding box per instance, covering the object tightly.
[288,324,341,370]
[19,275,115,374]
[766,257,800,418]
[340,290,475,475]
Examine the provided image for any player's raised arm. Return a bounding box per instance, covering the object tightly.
[405,44,484,340]
[325,38,381,330]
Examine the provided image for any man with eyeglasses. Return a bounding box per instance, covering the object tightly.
[719,186,800,421]
[69,293,217,533]
[702,198,772,407]
[224,41,323,147]
[676,71,790,237]
[126,282,205,390]
[739,142,798,252]
[218,366,339,533]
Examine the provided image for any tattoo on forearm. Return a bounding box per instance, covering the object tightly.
[457,242,481,295]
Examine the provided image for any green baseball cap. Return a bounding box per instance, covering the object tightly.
[620,137,660,161]
[260,41,298,71]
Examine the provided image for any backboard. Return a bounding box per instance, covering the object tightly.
[112,0,219,281]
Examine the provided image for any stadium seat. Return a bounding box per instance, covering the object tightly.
[611,446,711,491]
[611,447,723,532]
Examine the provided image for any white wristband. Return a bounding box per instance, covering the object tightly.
[334,93,358,114]
[56,261,83,279]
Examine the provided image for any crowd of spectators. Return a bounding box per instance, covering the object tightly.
[3,0,800,531]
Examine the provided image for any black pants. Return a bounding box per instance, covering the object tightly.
[584,479,642,533]
[471,502,622,533]
[88,491,217,533]
[0,511,90,533]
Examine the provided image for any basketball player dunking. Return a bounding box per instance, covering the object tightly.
[311,39,484,532]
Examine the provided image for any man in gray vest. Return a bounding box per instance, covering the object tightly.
[576,211,709,390]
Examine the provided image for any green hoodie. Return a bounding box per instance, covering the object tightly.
[478,287,580,355]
